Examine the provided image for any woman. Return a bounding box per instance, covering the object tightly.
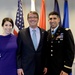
[0,17,17,75]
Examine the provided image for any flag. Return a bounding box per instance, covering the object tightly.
[39,0,46,30]
[63,0,69,28]
[31,0,36,11]
[54,0,60,14]
[70,73,72,75]
[54,0,61,25]
[14,0,24,35]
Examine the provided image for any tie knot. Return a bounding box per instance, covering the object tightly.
[32,30,36,32]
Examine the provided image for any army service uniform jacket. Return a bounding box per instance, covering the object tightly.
[47,26,74,75]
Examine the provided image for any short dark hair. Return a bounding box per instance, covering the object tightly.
[48,11,60,18]
[27,11,39,19]
[2,17,14,28]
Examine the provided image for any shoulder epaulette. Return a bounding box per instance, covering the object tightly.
[65,28,70,31]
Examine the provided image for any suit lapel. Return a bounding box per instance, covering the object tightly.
[51,26,62,40]
[26,27,45,51]
[54,26,61,38]
[26,27,35,50]
[48,26,62,40]
[47,29,54,40]
[37,28,45,51]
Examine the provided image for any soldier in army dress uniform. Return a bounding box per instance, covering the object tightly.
[46,11,74,75]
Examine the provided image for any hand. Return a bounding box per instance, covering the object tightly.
[17,69,24,75]
[43,67,47,75]
[60,70,68,75]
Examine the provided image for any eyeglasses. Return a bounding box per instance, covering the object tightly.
[28,17,38,19]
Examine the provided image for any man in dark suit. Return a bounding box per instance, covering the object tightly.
[17,11,47,75]
[74,44,75,57]
[46,11,74,75]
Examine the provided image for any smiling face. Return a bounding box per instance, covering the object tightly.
[27,11,39,28]
[2,21,13,35]
[48,15,60,29]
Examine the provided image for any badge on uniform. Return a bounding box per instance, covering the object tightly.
[51,34,54,38]
[56,33,63,40]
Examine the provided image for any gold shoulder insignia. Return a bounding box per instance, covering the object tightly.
[64,65,72,69]
[65,28,70,31]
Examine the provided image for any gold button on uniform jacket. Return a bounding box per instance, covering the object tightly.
[47,26,74,75]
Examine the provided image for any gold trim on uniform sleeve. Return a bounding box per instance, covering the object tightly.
[64,65,72,69]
